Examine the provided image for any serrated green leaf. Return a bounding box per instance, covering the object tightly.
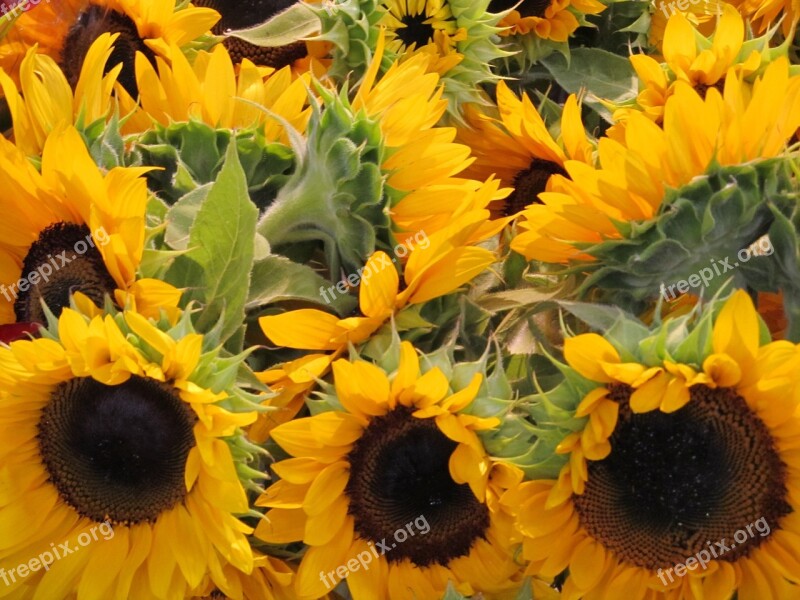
[164,142,257,350]
[164,184,212,251]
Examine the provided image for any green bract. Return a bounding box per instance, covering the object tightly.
[579,158,797,313]
[257,85,388,278]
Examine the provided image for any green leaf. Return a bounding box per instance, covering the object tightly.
[164,184,212,251]
[225,3,321,47]
[247,254,356,316]
[540,48,637,122]
[164,142,258,351]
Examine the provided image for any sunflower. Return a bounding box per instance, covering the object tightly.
[379,0,464,74]
[611,5,779,137]
[511,58,800,267]
[0,303,263,599]
[457,79,595,217]
[0,34,120,157]
[490,0,605,43]
[190,0,330,75]
[117,40,312,139]
[315,0,507,116]
[0,125,181,326]
[507,290,800,599]
[0,0,218,95]
[352,30,511,237]
[257,30,509,278]
[254,340,528,599]
[248,352,335,444]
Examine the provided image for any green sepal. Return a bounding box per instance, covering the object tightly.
[311,0,389,85]
[81,105,126,170]
[580,158,796,313]
[439,0,513,120]
[257,86,389,277]
[129,120,295,207]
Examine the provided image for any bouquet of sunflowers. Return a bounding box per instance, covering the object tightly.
[0,0,799,598]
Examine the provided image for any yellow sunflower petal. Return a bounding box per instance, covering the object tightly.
[259,309,344,351]
[712,290,760,373]
[563,334,621,382]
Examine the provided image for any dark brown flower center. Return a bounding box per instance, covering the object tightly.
[490,0,553,18]
[505,158,566,216]
[38,376,197,524]
[397,13,436,48]
[193,0,309,68]
[573,384,790,570]
[345,406,490,567]
[13,223,117,324]
[61,5,156,97]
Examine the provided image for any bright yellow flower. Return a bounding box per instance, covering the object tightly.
[379,0,464,74]
[729,0,800,34]
[613,5,765,133]
[0,125,180,325]
[255,341,524,600]
[193,553,296,600]
[259,210,502,354]
[513,58,800,263]
[495,0,605,42]
[506,290,800,599]
[458,79,594,216]
[0,0,218,89]
[352,29,511,238]
[0,307,258,600]
[119,42,312,140]
[0,34,120,157]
